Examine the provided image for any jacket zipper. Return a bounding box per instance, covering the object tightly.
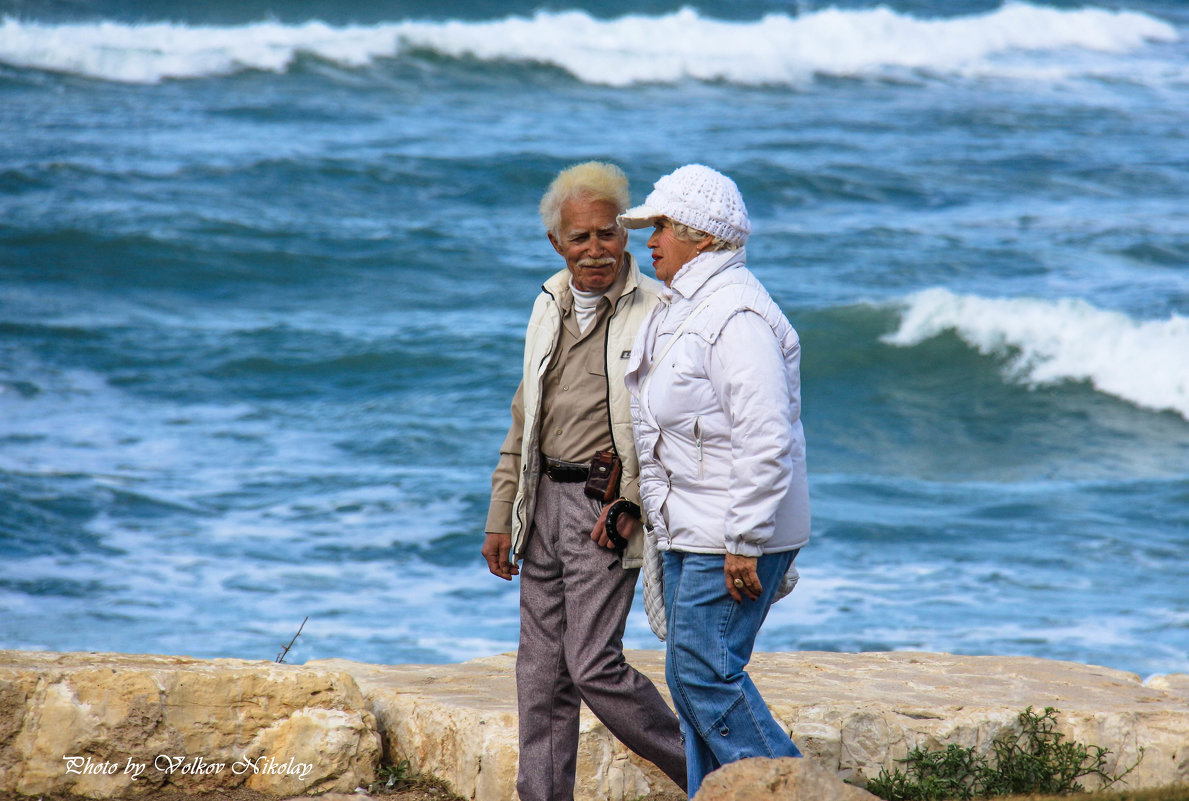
[515,284,560,540]
[603,283,637,462]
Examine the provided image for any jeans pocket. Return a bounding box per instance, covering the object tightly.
[710,694,744,739]
[708,691,787,763]
[708,694,764,761]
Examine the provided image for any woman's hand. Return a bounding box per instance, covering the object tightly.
[725,552,761,602]
[591,500,641,549]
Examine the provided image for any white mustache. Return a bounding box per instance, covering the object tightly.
[577,257,616,268]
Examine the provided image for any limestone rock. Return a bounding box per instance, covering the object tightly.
[0,650,381,798]
[738,650,1187,791]
[3,648,1187,801]
[693,757,878,801]
[321,650,1188,801]
[313,653,685,801]
[1148,672,1189,704]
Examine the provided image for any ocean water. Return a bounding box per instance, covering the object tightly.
[1,0,1187,679]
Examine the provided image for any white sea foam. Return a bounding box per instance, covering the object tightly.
[884,288,1189,421]
[0,3,1178,85]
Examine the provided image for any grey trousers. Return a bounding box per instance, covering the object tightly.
[516,476,687,801]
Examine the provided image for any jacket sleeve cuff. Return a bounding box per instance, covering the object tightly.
[726,536,765,558]
[485,500,513,535]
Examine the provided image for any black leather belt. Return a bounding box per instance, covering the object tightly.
[541,457,590,483]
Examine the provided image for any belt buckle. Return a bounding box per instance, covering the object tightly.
[543,458,587,483]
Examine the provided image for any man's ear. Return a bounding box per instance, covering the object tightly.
[547,231,564,256]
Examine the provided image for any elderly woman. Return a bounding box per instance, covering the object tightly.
[613,164,811,797]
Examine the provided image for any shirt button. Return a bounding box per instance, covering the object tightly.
[556,428,563,436]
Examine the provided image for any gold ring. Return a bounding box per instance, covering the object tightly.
[733,578,744,588]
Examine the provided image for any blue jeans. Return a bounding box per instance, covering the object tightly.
[663,549,802,798]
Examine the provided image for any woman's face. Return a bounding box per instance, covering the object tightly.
[646,219,705,287]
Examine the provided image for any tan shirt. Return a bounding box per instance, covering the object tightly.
[485,267,628,534]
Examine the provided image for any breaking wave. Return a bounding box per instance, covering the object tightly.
[883,288,1189,421]
[0,2,1179,85]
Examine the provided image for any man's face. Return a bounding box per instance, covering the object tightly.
[548,197,628,293]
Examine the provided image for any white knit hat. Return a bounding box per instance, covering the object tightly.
[618,164,750,247]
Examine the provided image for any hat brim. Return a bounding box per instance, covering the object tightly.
[617,204,665,229]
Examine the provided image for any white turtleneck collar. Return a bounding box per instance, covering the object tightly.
[569,280,608,334]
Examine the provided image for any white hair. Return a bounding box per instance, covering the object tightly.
[671,220,735,252]
[539,161,630,236]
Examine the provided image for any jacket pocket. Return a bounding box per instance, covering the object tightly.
[693,416,704,480]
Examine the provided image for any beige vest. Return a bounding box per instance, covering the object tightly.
[512,254,660,569]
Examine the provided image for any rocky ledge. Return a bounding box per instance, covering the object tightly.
[1,649,1186,800]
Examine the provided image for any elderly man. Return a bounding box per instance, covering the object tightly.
[482,161,686,801]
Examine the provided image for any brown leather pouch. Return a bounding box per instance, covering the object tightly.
[584,449,622,503]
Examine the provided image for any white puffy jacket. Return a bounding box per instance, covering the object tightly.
[625,248,810,556]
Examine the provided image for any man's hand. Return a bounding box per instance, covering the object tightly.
[481,532,518,580]
[590,500,641,549]
[590,502,617,549]
[725,552,761,602]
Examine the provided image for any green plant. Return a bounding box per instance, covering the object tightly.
[368,757,464,798]
[867,743,984,800]
[372,758,414,791]
[866,707,1143,801]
